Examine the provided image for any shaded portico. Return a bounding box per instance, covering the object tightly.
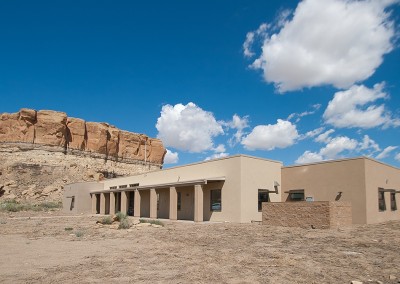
[91,177,225,222]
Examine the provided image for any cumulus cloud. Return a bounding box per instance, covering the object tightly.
[205,152,229,161]
[315,129,335,143]
[224,114,250,146]
[376,146,398,159]
[241,119,299,150]
[164,149,179,164]
[296,135,358,163]
[298,127,324,141]
[395,153,400,161]
[246,0,397,92]
[295,151,323,164]
[213,144,226,153]
[360,135,381,153]
[156,102,223,153]
[323,83,400,129]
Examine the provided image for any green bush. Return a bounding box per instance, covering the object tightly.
[101,216,113,225]
[118,218,131,229]
[115,212,127,221]
[0,200,62,212]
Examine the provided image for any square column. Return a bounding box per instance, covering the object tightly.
[150,188,157,219]
[100,193,106,215]
[121,191,128,214]
[134,190,141,217]
[109,192,116,215]
[91,194,97,214]
[169,186,177,220]
[194,184,203,222]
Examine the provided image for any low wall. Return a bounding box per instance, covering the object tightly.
[262,201,352,229]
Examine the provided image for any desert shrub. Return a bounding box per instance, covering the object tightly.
[139,219,164,226]
[75,231,84,237]
[64,227,73,231]
[0,199,24,212]
[115,212,127,221]
[0,200,62,212]
[118,218,131,229]
[101,216,113,225]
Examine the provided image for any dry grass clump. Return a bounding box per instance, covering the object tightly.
[0,199,62,212]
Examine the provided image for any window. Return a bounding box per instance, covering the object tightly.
[129,183,139,187]
[390,192,397,211]
[378,190,386,212]
[287,190,304,201]
[119,185,127,189]
[210,189,221,211]
[177,192,181,211]
[258,190,270,211]
[109,186,117,190]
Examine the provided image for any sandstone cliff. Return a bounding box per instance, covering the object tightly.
[0,108,166,164]
[0,108,166,202]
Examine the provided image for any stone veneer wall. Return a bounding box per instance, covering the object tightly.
[262,202,352,229]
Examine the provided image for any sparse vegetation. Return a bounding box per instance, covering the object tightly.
[139,219,164,226]
[64,227,73,231]
[100,216,113,225]
[118,218,131,229]
[75,231,84,237]
[0,199,62,212]
[115,212,127,222]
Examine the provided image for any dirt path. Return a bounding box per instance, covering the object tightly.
[0,211,399,283]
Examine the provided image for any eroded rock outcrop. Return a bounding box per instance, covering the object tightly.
[0,108,166,165]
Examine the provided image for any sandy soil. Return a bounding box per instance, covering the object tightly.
[0,211,399,284]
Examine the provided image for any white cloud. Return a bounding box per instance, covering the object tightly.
[205,152,229,161]
[243,23,268,58]
[319,136,358,159]
[225,114,250,146]
[298,127,324,141]
[296,135,358,163]
[323,83,400,129]
[295,151,323,164]
[360,135,380,153]
[315,129,335,143]
[213,144,226,153]
[376,146,398,159]
[241,119,298,150]
[287,104,321,123]
[164,149,179,164]
[247,0,397,92]
[395,153,400,161]
[156,102,224,153]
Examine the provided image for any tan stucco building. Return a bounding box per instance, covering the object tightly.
[63,155,400,224]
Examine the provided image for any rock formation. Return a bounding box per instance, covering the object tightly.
[0,108,167,202]
[0,108,166,164]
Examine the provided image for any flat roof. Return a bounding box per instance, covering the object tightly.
[283,156,400,170]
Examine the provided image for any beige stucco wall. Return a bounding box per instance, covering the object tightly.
[364,159,400,224]
[62,182,103,214]
[240,156,282,222]
[282,158,367,224]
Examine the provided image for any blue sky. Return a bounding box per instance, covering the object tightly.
[1,0,399,167]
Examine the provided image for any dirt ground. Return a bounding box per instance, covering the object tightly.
[0,211,399,284]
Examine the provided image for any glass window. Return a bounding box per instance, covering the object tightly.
[210,189,221,211]
[177,192,181,211]
[258,190,270,211]
[288,190,304,201]
[378,190,386,212]
[390,192,397,211]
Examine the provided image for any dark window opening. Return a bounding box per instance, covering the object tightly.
[129,183,139,187]
[390,192,397,211]
[378,190,386,212]
[258,190,270,211]
[210,189,222,211]
[287,190,305,201]
[177,192,181,211]
[109,186,117,190]
[119,185,128,189]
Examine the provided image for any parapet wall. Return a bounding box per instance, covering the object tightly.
[262,202,352,229]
